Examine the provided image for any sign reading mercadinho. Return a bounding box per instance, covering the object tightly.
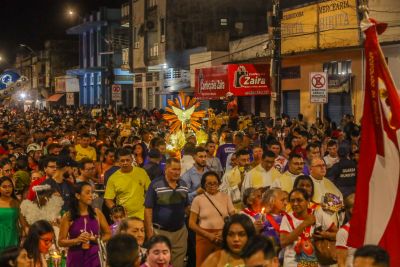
[281,0,360,54]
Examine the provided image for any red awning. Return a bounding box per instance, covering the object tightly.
[47,93,64,102]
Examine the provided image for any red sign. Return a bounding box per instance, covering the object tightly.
[194,64,271,99]
[227,64,271,96]
[195,65,229,100]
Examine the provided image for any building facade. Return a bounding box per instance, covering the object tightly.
[15,40,78,107]
[67,7,133,106]
[189,0,400,122]
[128,0,269,109]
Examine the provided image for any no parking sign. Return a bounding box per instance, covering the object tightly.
[310,72,328,103]
[111,84,122,101]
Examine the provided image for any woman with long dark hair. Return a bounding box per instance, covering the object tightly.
[132,143,147,167]
[23,220,55,267]
[0,176,25,252]
[58,182,111,267]
[201,214,256,267]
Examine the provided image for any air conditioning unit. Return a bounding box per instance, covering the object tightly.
[134,42,139,49]
[161,35,165,43]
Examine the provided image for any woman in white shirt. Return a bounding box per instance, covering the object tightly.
[280,188,337,267]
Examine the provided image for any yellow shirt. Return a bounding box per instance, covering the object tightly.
[75,144,97,161]
[104,167,151,219]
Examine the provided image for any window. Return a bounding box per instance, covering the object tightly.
[150,43,159,57]
[135,74,142,83]
[160,18,165,36]
[323,60,352,75]
[97,72,102,85]
[146,73,153,82]
[147,88,153,108]
[154,72,160,81]
[155,87,160,107]
[147,0,157,8]
[282,66,301,79]
[220,18,228,26]
[136,88,142,108]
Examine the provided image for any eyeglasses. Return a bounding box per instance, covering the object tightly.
[205,182,219,187]
[2,169,11,173]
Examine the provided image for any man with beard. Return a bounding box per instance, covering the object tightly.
[271,153,304,193]
[181,146,209,203]
[220,149,251,209]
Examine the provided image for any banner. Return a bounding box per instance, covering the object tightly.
[227,64,271,96]
[348,19,400,267]
[194,65,229,100]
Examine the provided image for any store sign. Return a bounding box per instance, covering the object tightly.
[195,65,229,100]
[281,0,359,54]
[111,84,122,101]
[228,64,271,96]
[310,72,328,103]
[194,64,271,99]
[281,5,318,54]
[319,0,359,48]
[55,76,80,93]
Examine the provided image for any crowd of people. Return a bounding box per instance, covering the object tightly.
[0,105,391,267]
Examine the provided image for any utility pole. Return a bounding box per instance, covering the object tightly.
[272,0,282,118]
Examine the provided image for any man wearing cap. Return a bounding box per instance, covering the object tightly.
[143,149,164,181]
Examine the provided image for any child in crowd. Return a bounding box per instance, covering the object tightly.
[110,205,126,235]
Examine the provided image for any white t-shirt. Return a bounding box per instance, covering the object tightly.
[336,222,355,267]
[280,208,334,267]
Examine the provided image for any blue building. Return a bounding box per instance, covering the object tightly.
[67,7,132,106]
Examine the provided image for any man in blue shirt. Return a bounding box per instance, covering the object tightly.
[181,146,209,203]
[144,158,189,267]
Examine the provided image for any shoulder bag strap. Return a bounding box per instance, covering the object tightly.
[204,193,224,219]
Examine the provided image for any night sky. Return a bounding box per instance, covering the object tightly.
[0,0,125,66]
[0,0,309,68]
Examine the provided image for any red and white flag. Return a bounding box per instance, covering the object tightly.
[348,18,400,266]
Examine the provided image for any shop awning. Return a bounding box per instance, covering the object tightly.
[47,93,64,102]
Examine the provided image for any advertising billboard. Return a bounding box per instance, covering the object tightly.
[195,65,229,100]
[227,64,271,96]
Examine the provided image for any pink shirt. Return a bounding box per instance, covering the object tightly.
[191,192,235,229]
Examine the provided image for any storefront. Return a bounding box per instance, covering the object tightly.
[194,64,271,115]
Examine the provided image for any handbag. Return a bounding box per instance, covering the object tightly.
[204,193,230,224]
[313,238,337,265]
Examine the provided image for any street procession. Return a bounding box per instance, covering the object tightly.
[0,0,399,266]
